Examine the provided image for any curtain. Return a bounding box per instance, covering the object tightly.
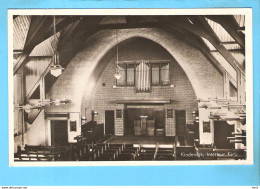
[136,62,150,92]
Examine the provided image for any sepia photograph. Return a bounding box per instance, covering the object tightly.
[8,9,253,166]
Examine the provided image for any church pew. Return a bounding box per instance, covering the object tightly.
[94,144,122,161]
[155,147,175,160]
[117,146,139,161]
[136,147,156,160]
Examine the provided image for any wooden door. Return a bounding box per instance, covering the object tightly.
[105,110,115,135]
[214,121,235,149]
[51,120,68,146]
[155,110,165,128]
[175,110,186,136]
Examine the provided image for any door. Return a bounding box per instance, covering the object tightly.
[105,110,115,135]
[155,110,165,129]
[214,121,235,149]
[175,110,186,136]
[51,120,68,146]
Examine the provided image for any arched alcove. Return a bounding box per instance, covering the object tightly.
[47,28,223,114]
[81,37,198,133]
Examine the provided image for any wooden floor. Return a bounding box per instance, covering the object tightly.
[107,135,175,145]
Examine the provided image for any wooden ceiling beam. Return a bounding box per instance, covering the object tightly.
[178,16,245,75]
[162,26,225,75]
[13,16,77,75]
[13,16,51,75]
[57,17,105,68]
[205,15,245,50]
[56,19,82,51]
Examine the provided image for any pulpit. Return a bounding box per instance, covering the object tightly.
[134,116,155,136]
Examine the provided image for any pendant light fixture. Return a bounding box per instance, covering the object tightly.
[114,18,122,80]
[50,15,64,77]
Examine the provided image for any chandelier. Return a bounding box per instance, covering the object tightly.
[50,15,64,77]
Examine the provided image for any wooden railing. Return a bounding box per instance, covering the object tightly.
[14,145,74,161]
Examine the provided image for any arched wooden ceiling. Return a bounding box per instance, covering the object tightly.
[13,15,245,81]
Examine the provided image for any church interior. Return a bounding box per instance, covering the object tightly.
[12,14,247,161]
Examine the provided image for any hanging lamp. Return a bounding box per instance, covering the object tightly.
[114,18,122,80]
[50,15,64,77]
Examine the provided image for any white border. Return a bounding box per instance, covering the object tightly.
[8,8,253,166]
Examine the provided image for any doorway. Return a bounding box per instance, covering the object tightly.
[175,110,186,136]
[214,121,235,149]
[51,120,68,146]
[105,110,115,135]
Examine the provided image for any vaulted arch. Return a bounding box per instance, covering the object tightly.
[47,28,223,113]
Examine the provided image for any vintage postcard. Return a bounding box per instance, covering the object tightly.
[8,8,253,166]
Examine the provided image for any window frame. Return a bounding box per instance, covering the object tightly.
[150,63,161,86]
[160,63,171,86]
[126,64,136,86]
[115,61,171,87]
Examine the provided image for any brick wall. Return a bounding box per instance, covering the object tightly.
[47,28,223,115]
[86,38,198,136]
[23,28,225,145]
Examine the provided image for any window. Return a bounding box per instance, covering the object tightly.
[151,63,170,86]
[126,64,135,86]
[116,61,171,90]
[229,82,237,97]
[161,63,170,85]
[151,64,160,85]
[229,82,238,101]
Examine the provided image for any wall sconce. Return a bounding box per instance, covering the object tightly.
[81,116,87,124]
[192,110,199,123]
[91,111,98,121]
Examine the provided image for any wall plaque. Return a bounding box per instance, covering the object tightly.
[116,109,122,118]
[70,121,77,132]
[167,109,173,118]
[203,121,210,133]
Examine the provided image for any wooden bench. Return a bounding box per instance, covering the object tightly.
[136,147,156,160]
[155,147,175,160]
